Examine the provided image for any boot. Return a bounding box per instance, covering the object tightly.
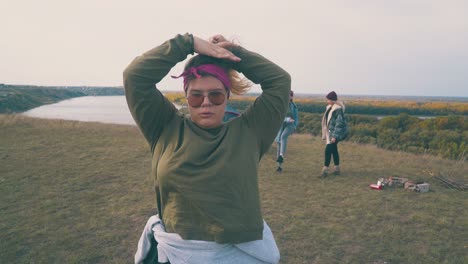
[320,166,329,177]
[276,155,284,173]
[276,155,284,163]
[333,165,340,175]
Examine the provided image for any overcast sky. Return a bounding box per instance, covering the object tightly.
[1,0,467,97]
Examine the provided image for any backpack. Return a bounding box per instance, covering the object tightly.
[339,111,349,141]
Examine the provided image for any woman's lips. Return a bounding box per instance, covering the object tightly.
[199,112,214,118]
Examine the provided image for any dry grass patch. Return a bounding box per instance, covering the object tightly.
[1,116,467,263]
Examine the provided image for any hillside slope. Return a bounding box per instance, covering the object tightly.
[0,86,85,113]
[0,115,466,263]
[0,85,124,113]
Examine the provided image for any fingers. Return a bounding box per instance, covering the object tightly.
[209,35,238,49]
[215,48,241,62]
[210,35,227,44]
[217,41,238,49]
[209,36,219,44]
[194,36,240,62]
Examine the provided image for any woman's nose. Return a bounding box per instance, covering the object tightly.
[201,95,212,106]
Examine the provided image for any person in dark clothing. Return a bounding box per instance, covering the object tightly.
[320,91,347,177]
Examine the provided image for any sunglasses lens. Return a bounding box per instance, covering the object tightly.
[208,92,226,105]
[187,94,204,107]
[187,92,226,107]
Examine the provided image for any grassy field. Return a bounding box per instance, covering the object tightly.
[1,115,466,264]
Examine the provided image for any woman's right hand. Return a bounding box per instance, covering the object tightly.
[193,35,241,62]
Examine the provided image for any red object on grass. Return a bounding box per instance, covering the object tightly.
[369,184,383,190]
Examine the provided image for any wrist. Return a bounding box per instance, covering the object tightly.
[187,33,195,54]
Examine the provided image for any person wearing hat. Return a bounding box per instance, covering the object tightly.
[275,90,299,172]
[320,91,347,177]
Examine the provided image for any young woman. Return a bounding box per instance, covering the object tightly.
[275,90,298,172]
[320,91,347,177]
[124,34,290,264]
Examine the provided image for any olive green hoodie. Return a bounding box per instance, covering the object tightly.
[123,33,290,244]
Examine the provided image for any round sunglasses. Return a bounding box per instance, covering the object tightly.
[186,91,227,107]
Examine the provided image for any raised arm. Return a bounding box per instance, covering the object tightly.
[123,34,194,150]
[230,46,291,156]
[124,34,241,151]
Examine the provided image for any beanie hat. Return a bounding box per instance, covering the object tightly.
[326,91,337,101]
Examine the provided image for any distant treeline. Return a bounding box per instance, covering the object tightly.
[293,99,467,116]
[0,84,124,113]
[231,98,467,116]
[166,92,467,116]
[164,92,467,159]
[297,112,466,160]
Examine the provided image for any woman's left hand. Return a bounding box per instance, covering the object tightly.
[209,35,239,49]
[193,35,241,62]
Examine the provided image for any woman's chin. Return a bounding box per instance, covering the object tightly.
[193,118,221,129]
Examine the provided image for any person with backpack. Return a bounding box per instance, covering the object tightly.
[320,91,347,177]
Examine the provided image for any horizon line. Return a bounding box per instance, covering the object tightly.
[1,83,467,99]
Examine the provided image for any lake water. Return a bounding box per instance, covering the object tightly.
[22,96,437,125]
[23,96,138,125]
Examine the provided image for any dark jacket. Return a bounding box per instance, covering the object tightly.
[321,102,347,143]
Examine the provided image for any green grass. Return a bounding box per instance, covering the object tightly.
[1,115,467,263]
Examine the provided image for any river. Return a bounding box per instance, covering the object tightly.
[22,96,437,125]
[23,96,138,125]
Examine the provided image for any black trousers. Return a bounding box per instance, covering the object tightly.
[324,143,339,167]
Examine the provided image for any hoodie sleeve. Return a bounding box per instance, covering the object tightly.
[123,33,194,151]
[230,46,291,156]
